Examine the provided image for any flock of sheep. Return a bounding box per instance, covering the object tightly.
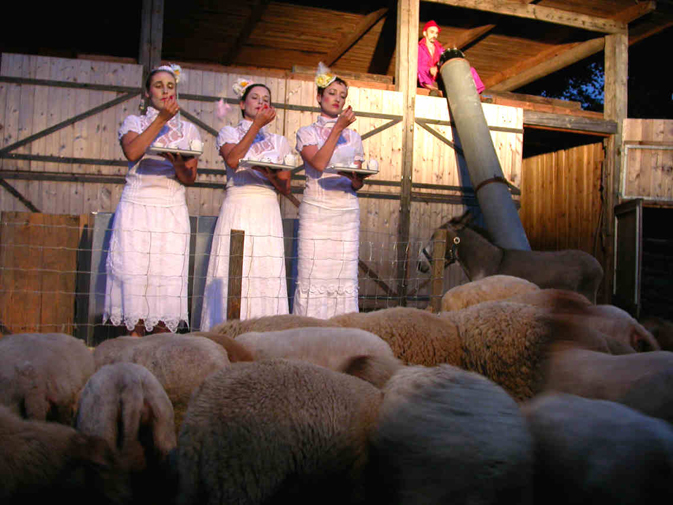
[1,275,672,504]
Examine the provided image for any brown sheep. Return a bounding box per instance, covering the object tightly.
[331,307,462,367]
[440,275,540,312]
[0,333,95,424]
[0,405,131,505]
[177,359,382,505]
[93,334,230,431]
[640,315,673,351]
[369,365,533,505]
[541,348,673,423]
[507,290,660,353]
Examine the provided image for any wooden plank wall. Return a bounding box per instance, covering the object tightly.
[0,212,82,335]
[519,142,605,264]
[0,53,523,321]
[621,119,673,203]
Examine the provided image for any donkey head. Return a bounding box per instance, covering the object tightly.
[416,211,473,273]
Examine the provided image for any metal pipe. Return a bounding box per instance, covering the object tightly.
[438,49,531,250]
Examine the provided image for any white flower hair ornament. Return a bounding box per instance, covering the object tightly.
[233,78,255,99]
[315,62,338,89]
[156,63,184,84]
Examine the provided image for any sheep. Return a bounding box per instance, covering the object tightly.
[0,332,95,424]
[541,348,673,423]
[176,359,383,505]
[332,301,633,402]
[234,327,401,387]
[75,363,176,475]
[209,313,340,339]
[640,315,673,351]
[93,334,230,430]
[186,331,254,362]
[440,300,635,401]
[368,365,533,505]
[522,393,673,505]
[331,307,462,367]
[0,405,131,505]
[507,289,660,352]
[440,274,540,312]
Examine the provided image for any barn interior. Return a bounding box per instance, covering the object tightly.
[1,0,672,337]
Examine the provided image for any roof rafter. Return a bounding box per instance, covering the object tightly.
[222,0,272,66]
[324,7,389,66]
[423,0,627,34]
[484,1,657,91]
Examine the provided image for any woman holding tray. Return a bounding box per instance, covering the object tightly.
[104,64,201,336]
[292,63,369,318]
[200,79,292,330]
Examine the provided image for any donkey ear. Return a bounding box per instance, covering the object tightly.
[463,210,475,225]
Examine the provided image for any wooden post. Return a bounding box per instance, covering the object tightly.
[139,0,164,79]
[226,229,245,321]
[430,229,447,312]
[395,0,419,306]
[602,32,628,303]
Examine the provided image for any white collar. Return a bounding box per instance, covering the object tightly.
[316,115,338,127]
[239,119,268,137]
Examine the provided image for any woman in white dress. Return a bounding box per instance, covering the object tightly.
[292,64,370,318]
[200,80,292,330]
[104,64,201,336]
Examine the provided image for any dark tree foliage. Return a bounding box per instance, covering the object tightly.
[517,28,673,119]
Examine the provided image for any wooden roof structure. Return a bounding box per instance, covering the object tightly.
[156,0,672,92]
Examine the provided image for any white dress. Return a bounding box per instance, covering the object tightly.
[292,116,365,319]
[200,120,291,330]
[103,107,201,333]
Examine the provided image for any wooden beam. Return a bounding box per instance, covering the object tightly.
[451,24,496,49]
[395,0,419,305]
[424,0,627,34]
[369,2,398,74]
[222,0,272,66]
[523,111,618,135]
[486,37,605,91]
[612,1,657,24]
[324,8,389,66]
[139,0,164,72]
[602,32,629,304]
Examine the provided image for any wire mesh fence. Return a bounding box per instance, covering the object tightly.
[0,212,467,345]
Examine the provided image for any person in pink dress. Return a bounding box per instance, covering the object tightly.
[418,20,485,94]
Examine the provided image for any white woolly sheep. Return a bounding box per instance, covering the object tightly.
[542,348,673,423]
[440,274,540,312]
[330,307,462,367]
[186,331,255,362]
[368,364,533,505]
[177,359,382,505]
[0,333,95,424]
[210,313,340,338]
[0,405,131,505]
[522,393,673,505]
[75,362,176,471]
[94,334,230,430]
[235,327,401,387]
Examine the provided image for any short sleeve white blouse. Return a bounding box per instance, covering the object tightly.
[217,120,292,190]
[296,116,365,210]
[117,107,201,207]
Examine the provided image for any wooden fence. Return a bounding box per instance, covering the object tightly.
[520,142,605,259]
[0,53,524,329]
